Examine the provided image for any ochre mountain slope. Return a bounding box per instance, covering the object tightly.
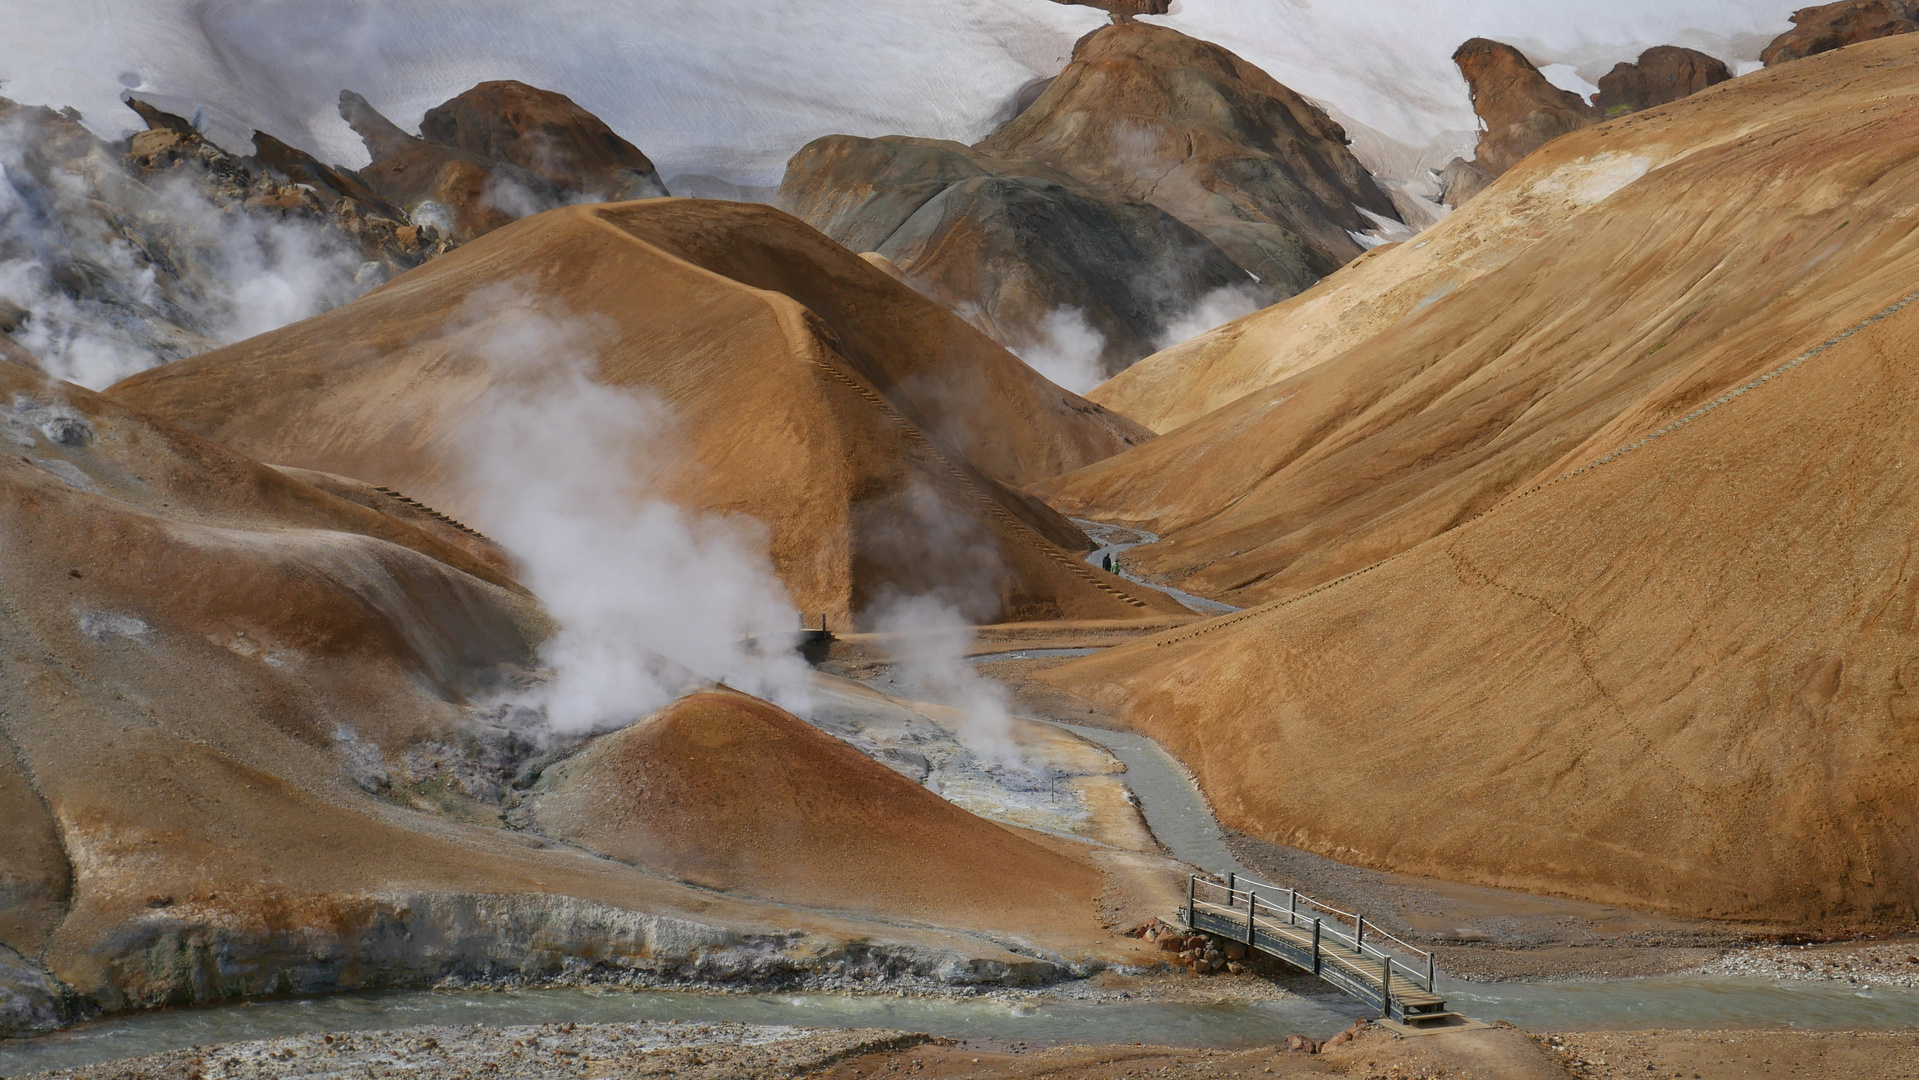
[533,692,1102,930]
[111,199,1177,625]
[0,362,1147,1029]
[1043,34,1919,608]
[1042,285,1919,926]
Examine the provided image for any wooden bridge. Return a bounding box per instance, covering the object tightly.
[1185,875,1455,1026]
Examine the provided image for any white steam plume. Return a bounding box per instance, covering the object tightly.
[455,285,812,733]
[1154,284,1265,352]
[860,478,1016,762]
[1011,306,1105,395]
[0,110,370,388]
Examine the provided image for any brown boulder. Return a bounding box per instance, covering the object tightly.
[1438,157,1496,208]
[1762,0,1919,65]
[418,80,667,202]
[1452,38,1593,176]
[1594,46,1732,114]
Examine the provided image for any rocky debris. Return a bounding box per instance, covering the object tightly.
[1437,157,1496,208]
[1694,942,1919,988]
[1048,0,1172,21]
[121,98,455,275]
[419,81,669,202]
[781,135,1247,381]
[1451,38,1593,176]
[1119,920,1253,977]
[0,943,76,1039]
[21,1020,932,1079]
[1593,46,1732,115]
[1762,0,1919,65]
[979,22,1400,298]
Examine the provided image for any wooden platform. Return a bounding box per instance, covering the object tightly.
[1185,877,1454,1025]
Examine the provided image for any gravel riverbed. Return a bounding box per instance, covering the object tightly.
[14,1021,929,1080]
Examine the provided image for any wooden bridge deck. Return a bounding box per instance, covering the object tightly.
[1185,877,1454,1025]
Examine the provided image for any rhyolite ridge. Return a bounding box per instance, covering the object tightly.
[785,21,1400,378]
[1762,0,1919,65]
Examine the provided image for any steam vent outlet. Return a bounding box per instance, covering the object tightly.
[799,612,834,665]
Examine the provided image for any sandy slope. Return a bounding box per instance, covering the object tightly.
[1043,34,1919,610]
[110,199,1181,625]
[532,691,1105,937]
[1042,259,1919,925]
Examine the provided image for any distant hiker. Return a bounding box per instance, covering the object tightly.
[1102,554,1114,572]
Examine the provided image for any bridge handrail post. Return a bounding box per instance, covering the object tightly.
[1381,956,1392,1020]
[1227,871,1236,905]
[1427,953,1435,991]
[1311,917,1321,975]
[1187,875,1196,928]
[1288,888,1296,925]
[1356,913,1365,954]
[1245,890,1256,947]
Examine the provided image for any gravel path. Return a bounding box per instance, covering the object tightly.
[19,1021,929,1080]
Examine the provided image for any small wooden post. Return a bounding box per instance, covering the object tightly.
[1381,956,1393,1020]
[1245,891,1256,948]
[1227,871,1237,905]
[1187,875,1196,928]
[1311,917,1321,974]
[1427,953,1435,991]
[1288,888,1297,925]
[1356,914,1365,953]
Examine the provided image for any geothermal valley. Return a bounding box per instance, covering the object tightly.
[2,0,1918,1077]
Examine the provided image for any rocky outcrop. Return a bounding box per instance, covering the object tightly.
[980,22,1399,296]
[1762,0,1919,65]
[418,81,668,202]
[1452,38,1593,176]
[1437,157,1496,208]
[0,96,453,386]
[1594,46,1732,114]
[1049,0,1171,20]
[782,135,1246,382]
[788,22,1400,380]
[339,90,563,241]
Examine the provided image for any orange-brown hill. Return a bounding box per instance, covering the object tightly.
[533,692,1101,931]
[110,198,1179,626]
[1043,34,1919,611]
[1044,281,1919,927]
[0,362,1148,1033]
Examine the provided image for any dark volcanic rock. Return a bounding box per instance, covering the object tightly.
[339,90,563,241]
[418,80,668,202]
[1761,0,1919,65]
[1438,157,1496,208]
[1453,38,1594,176]
[1594,46,1733,114]
[1049,0,1172,20]
[979,21,1399,295]
[782,135,1246,379]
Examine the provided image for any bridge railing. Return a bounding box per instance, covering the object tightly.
[1185,874,1439,1004]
